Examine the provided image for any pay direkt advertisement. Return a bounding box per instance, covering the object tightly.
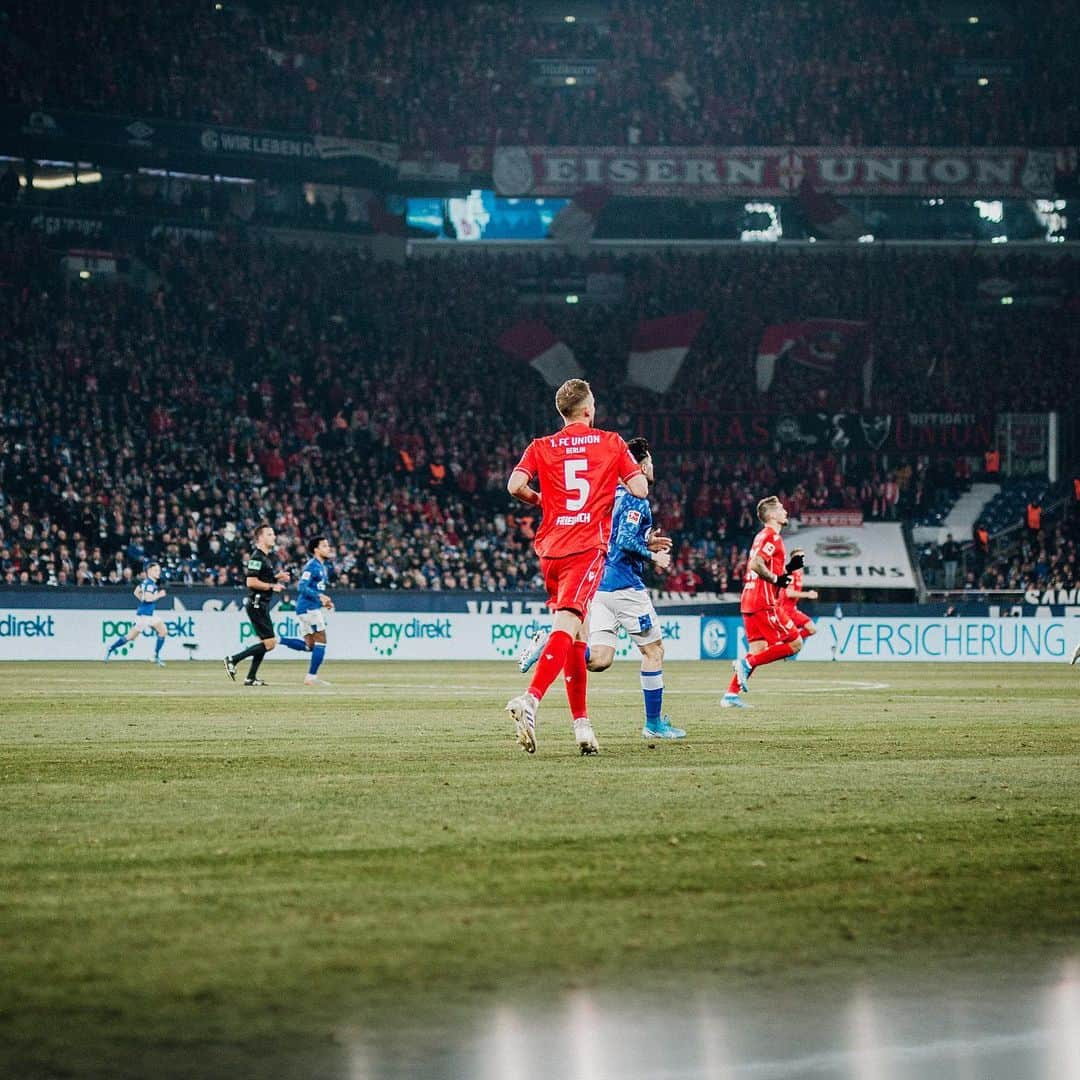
[0,610,703,662]
[0,609,1073,663]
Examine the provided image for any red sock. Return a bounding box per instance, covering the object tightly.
[799,627,813,639]
[527,629,573,702]
[748,641,796,668]
[726,674,742,695]
[564,640,589,719]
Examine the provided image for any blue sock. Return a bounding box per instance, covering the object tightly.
[154,635,164,658]
[279,636,309,652]
[309,644,326,675]
[641,669,663,723]
[584,645,591,663]
[107,636,126,654]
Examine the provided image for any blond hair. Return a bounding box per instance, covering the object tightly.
[756,495,781,523]
[555,378,592,420]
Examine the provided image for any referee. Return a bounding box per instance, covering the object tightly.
[224,522,290,686]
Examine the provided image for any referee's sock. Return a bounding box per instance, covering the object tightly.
[247,644,268,678]
[230,643,264,664]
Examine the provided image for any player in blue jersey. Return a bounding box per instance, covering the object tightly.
[587,437,684,740]
[277,536,335,686]
[517,437,684,740]
[104,561,168,665]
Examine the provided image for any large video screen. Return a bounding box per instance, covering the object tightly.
[406,190,570,240]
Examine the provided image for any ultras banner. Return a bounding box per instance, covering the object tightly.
[631,412,997,453]
[491,145,1060,198]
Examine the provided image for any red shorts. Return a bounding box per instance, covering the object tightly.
[782,606,813,630]
[540,549,606,617]
[742,607,800,647]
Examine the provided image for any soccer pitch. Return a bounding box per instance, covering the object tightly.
[1,660,1077,1079]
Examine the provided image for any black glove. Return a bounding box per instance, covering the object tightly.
[785,551,805,572]
[774,572,792,590]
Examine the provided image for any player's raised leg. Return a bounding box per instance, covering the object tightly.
[516,628,548,674]
[105,625,138,661]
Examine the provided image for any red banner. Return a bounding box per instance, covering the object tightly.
[490,146,1060,199]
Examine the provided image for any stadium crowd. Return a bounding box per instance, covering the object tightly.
[4,0,1077,148]
[1,224,1076,593]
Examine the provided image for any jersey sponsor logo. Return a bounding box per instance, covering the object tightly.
[555,512,592,526]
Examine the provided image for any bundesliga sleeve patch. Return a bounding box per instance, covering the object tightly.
[626,510,642,524]
[247,559,262,570]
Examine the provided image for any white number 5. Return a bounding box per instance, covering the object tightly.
[564,459,590,511]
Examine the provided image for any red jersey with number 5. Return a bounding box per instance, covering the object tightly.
[740,525,786,613]
[513,422,643,558]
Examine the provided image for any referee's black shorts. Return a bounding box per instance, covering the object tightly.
[245,599,275,641]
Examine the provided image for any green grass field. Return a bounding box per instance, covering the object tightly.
[1,660,1077,1078]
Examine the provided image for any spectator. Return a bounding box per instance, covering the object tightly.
[3,0,1077,148]
[2,223,1077,594]
[940,533,961,591]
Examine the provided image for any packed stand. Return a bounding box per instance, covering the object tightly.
[920,483,1079,595]
[4,0,1078,148]
[1,225,1077,591]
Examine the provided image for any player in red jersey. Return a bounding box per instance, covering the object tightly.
[778,565,818,647]
[505,378,647,755]
[722,495,806,708]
